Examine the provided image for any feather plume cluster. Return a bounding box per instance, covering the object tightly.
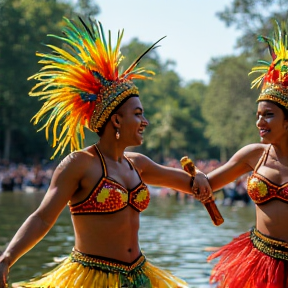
[250,21,288,89]
[29,17,165,158]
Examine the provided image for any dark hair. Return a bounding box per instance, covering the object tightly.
[259,100,288,119]
[96,122,107,137]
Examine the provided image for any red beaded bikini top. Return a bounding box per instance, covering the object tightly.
[247,145,288,204]
[69,145,150,215]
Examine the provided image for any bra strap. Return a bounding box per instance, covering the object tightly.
[94,144,107,177]
[254,144,272,172]
[124,155,143,179]
[263,144,272,165]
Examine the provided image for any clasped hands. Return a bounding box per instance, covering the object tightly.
[191,171,213,202]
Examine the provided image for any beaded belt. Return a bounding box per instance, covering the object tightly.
[250,227,288,261]
[70,249,146,274]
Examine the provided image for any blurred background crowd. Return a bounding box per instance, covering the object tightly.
[0,159,56,193]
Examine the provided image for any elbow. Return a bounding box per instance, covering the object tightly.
[30,210,57,231]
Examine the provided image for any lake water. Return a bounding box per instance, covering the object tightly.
[0,191,255,287]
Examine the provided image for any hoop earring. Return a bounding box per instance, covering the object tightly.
[116,129,120,140]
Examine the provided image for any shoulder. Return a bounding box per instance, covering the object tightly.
[125,152,155,173]
[56,145,97,174]
[230,143,268,168]
[234,143,267,157]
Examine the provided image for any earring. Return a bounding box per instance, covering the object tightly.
[116,129,120,140]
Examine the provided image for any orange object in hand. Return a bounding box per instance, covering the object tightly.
[180,156,224,226]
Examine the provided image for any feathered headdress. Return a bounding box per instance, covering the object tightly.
[29,17,165,158]
[249,20,288,108]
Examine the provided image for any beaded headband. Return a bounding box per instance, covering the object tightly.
[29,17,164,158]
[249,21,288,109]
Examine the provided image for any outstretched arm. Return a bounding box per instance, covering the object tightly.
[125,152,212,199]
[192,143,265,194]
[0,152,86,287]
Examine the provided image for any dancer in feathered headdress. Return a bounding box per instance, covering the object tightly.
[1,16,205,288]
[205,20,288,288]
[29,17,164,158]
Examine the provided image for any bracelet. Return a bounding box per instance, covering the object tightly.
[203,173,209,180]
[195,169,208,180]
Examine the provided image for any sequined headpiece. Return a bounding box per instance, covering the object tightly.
[29,17,164,158]
[249,21,288,108]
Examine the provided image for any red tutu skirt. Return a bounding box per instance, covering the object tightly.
[207,228,288,288]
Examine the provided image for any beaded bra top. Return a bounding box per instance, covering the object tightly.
[69,145,150,214]
[247,145,288,204]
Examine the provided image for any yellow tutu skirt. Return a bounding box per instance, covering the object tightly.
[13,249,188,288]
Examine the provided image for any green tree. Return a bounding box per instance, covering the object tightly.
[142,70,186,162]
[0,0,70,161]
[0,0,99,162]
[179,81,218,160]
[202,55,259,161]
[217,0,288,55]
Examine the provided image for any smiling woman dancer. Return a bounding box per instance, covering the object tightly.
[0,17,210,288]
[191,22,288,288]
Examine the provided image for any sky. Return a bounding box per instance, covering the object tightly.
[96,0,241,83]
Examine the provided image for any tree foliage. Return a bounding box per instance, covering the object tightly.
[217,0,288,56]
[202,55,259,161]
[0,0,99,161]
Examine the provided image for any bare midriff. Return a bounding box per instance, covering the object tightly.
[71,206,141,263]
[256,200,288,242]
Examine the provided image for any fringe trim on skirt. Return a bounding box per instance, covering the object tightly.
[207,227,288,288]
[12,249,188,288]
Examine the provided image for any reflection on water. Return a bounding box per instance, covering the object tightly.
[0,192,255,287]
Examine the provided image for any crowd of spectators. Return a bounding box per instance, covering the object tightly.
[0,159,57,193]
